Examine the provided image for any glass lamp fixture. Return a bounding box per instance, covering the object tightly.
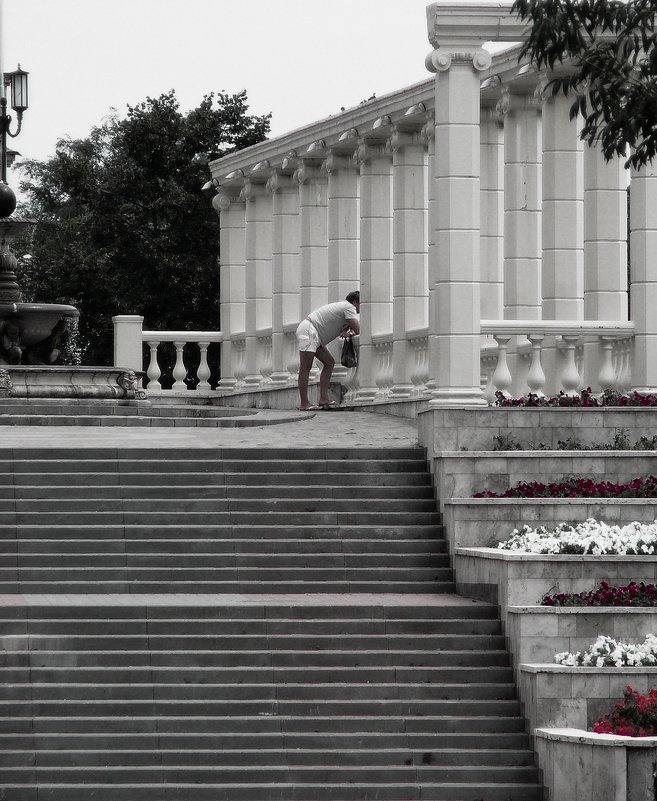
[5,65,28,114]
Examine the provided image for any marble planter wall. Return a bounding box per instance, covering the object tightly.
[418,407,657,456]
[434,451,657,508]
[535,728,657,801]
[507,606,657,684]
[445,498,657,555]
[521,664,657,734]
[453,547,657,621]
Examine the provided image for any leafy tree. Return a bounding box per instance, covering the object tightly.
[512,0,657,168]
[16,90,270,365]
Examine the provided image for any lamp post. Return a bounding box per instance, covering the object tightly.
[0,64,28,217]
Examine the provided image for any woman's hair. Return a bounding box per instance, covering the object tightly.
[345,291,360,304]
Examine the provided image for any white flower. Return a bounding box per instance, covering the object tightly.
[556,633,657,668]
[498,517,657,555]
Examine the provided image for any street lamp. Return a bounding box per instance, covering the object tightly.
[0,64,29,217]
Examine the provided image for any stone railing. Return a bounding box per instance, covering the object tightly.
[480,320,635,402]
[115,314,639,405]
[142,330,222,395]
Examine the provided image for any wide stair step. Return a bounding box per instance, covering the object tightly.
[0,447,446,594]
[0,603,541,801]
[0,444,543,800]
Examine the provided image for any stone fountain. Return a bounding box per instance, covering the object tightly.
[0,205,143,401]
[0,214,78,365]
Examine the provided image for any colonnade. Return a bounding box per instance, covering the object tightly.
[206,3,657,405]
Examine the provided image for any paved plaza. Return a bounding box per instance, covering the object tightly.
[0,408,419,450]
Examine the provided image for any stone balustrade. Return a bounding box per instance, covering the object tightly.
[481,320,635,401]
[139,328,222,395]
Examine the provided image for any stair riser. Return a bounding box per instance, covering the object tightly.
[0,783,544,801]
[0,684,519,702]
[2,525,444,540]
[0,716,529,734]
[0,619,497,636]
[1,653,511,669]
[0,748,537,767]
[0,581,456,595]
[0,486,435,500]
[7,460,429,474]
[0,473,433,487]
[1,554,451,570]
[0,732,533,750]
[0,666,516,683]
[3,539,447,555]
[2,634,506,650]
[3,765,541,783]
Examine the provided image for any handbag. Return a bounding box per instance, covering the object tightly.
[340,336,358,368]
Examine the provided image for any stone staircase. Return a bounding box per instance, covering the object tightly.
[0,446,543,800]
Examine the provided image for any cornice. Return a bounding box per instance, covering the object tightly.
[209,42,532,186]
[425,2,529,50]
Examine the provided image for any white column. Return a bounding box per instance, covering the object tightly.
[323,151,360,381]
[426,46,491,407]
[214,189,245,390]
[542,90,584,320]
[295,162,328,316]
[389,128,428,397]
[500,90,542,320]
[480,106,505,321]
[267,171,299,384]
[354,141,393,400]
[324,152,360,302]
[584,147,628,320]
[630,163,657,390]
[241,180,272,387]
[422,119,437,393]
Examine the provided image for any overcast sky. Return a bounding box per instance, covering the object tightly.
[0,0,449,171]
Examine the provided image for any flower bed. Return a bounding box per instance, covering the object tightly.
[555,634,657,667]
[498,518,657,555]
[543,580,657,607]
[594,686,657,736]
[474,475,657,498]
[495,387,657,408]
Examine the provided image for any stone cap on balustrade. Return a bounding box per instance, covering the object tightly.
[142,331,223,343]
[481,320,635,338]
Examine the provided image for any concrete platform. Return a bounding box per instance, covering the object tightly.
[0,409,419,449]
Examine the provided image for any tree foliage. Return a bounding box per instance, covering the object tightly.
[16,90,270,365]
[512,0,657,168]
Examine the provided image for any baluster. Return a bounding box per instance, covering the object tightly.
[417,338,429,395]
[196,341,211,391]
[345,339,360,401]
[172,340,187,391]
[233,339,246,387]
[560,335,581,395]
[526,334,546,396]
[146,340,162,394]
[481,353,496,405]
[286,336,299,384]
[260,336,273,383]
[492,335,513,397]
[598,336,616,391]
[618,338,632,391]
